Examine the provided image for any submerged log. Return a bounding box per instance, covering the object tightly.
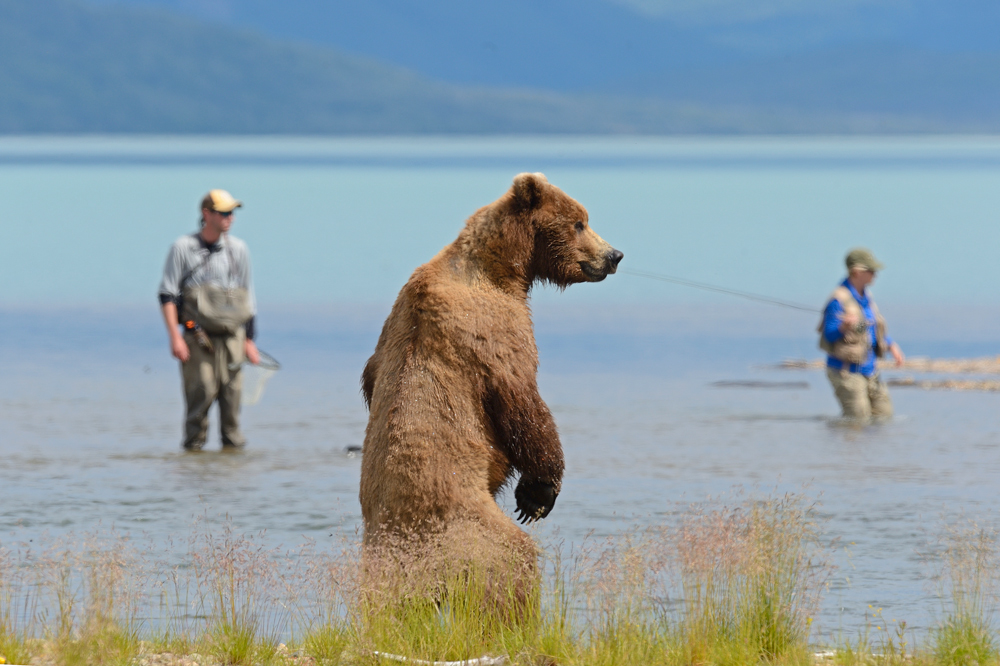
[886,377,1000,392]
[779,356,1000,375]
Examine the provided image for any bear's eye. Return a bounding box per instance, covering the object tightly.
[574,221,585,233]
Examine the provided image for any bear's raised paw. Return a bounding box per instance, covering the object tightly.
[514,478,559,524]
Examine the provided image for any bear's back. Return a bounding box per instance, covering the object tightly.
[360,256,536,531]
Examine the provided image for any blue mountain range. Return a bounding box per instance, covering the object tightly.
[4,0,1000,133]
[85,0,1000,91]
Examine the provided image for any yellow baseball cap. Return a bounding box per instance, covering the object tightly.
[200,189,242,213]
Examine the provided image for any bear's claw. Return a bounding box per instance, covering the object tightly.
[514,478,558,524]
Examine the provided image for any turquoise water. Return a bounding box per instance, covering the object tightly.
[2,135,1000,307]
[3,136,1000,639]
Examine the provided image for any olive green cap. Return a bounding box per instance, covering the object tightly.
[845,247,884,272]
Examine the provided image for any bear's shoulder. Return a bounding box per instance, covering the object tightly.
[395,259,534,356]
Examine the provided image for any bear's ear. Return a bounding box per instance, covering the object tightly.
[511,172,548,210]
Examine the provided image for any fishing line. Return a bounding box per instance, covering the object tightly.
[619,268,821,313]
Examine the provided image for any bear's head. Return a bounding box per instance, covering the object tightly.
[476,173,622,291]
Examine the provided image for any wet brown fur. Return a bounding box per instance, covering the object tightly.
[359,173,618,593]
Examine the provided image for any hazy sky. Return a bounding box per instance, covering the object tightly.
[611,0,897,22]
[88,0,1000,54]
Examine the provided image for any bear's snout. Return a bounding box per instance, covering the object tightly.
[579,246,623,281]
[607,248,624,273]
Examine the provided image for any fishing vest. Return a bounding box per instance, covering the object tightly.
[817,285,888,365]
[181,283,253,336]
[178,236,253,336]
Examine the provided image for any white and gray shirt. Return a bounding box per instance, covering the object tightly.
[158,232,257,336]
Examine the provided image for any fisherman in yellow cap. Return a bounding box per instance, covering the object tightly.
[819,248,905,421]
[158,190,260,450]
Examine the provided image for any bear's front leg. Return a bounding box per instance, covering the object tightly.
[484,374,565,523]
[514,477,558,524]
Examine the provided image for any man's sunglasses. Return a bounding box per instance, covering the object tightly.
[214,210,234,218]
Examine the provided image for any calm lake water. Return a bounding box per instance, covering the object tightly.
[2,136,1000,640]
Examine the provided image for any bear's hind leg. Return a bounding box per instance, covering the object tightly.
[440,503,540,624]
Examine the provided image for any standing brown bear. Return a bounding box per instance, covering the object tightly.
[360,173,623,597]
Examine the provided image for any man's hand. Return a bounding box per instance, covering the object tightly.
[170,334,190,362]
[890,342,905,367]
[161,302,190,362]
[839,310,860,332]
[246,339,260,365]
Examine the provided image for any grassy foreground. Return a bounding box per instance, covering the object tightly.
[0,494,997,666]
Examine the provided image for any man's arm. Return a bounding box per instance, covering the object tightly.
[159,241,190,362]
[160,301,190,362]
[883,333,904,366]
[823,298,857,344]
[889,342,905,366]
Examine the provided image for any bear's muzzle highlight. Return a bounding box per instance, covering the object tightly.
[580,248,624,281]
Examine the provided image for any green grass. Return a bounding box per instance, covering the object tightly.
[191,523,286,665]
[1,496,997,666]
[0,630,35,666]
[0,545,35,666]
[301,624,351,665]
[930,522,1000,666]
[39,539,145,666]
[670,495,824,666]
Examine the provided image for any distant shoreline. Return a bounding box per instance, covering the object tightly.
[3,134,1000,169]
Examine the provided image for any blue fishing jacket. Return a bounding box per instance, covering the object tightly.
[822,279,893,377]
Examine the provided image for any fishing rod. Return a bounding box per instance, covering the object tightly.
[619,268,821,313]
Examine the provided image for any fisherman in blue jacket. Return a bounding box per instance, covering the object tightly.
[819,248,905,420]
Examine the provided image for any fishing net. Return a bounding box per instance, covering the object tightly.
[240,350,281,406]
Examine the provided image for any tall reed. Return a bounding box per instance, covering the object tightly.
[0,493,840,666]
[296,540,359,665]
[930,521,1000,666]
[191,522,288,665]
[0,545,36,666]
[26,534,147,666]
[674,493,825,666]
[78,537,145,666]
[352,528,549,664]
[575,531,673,666]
